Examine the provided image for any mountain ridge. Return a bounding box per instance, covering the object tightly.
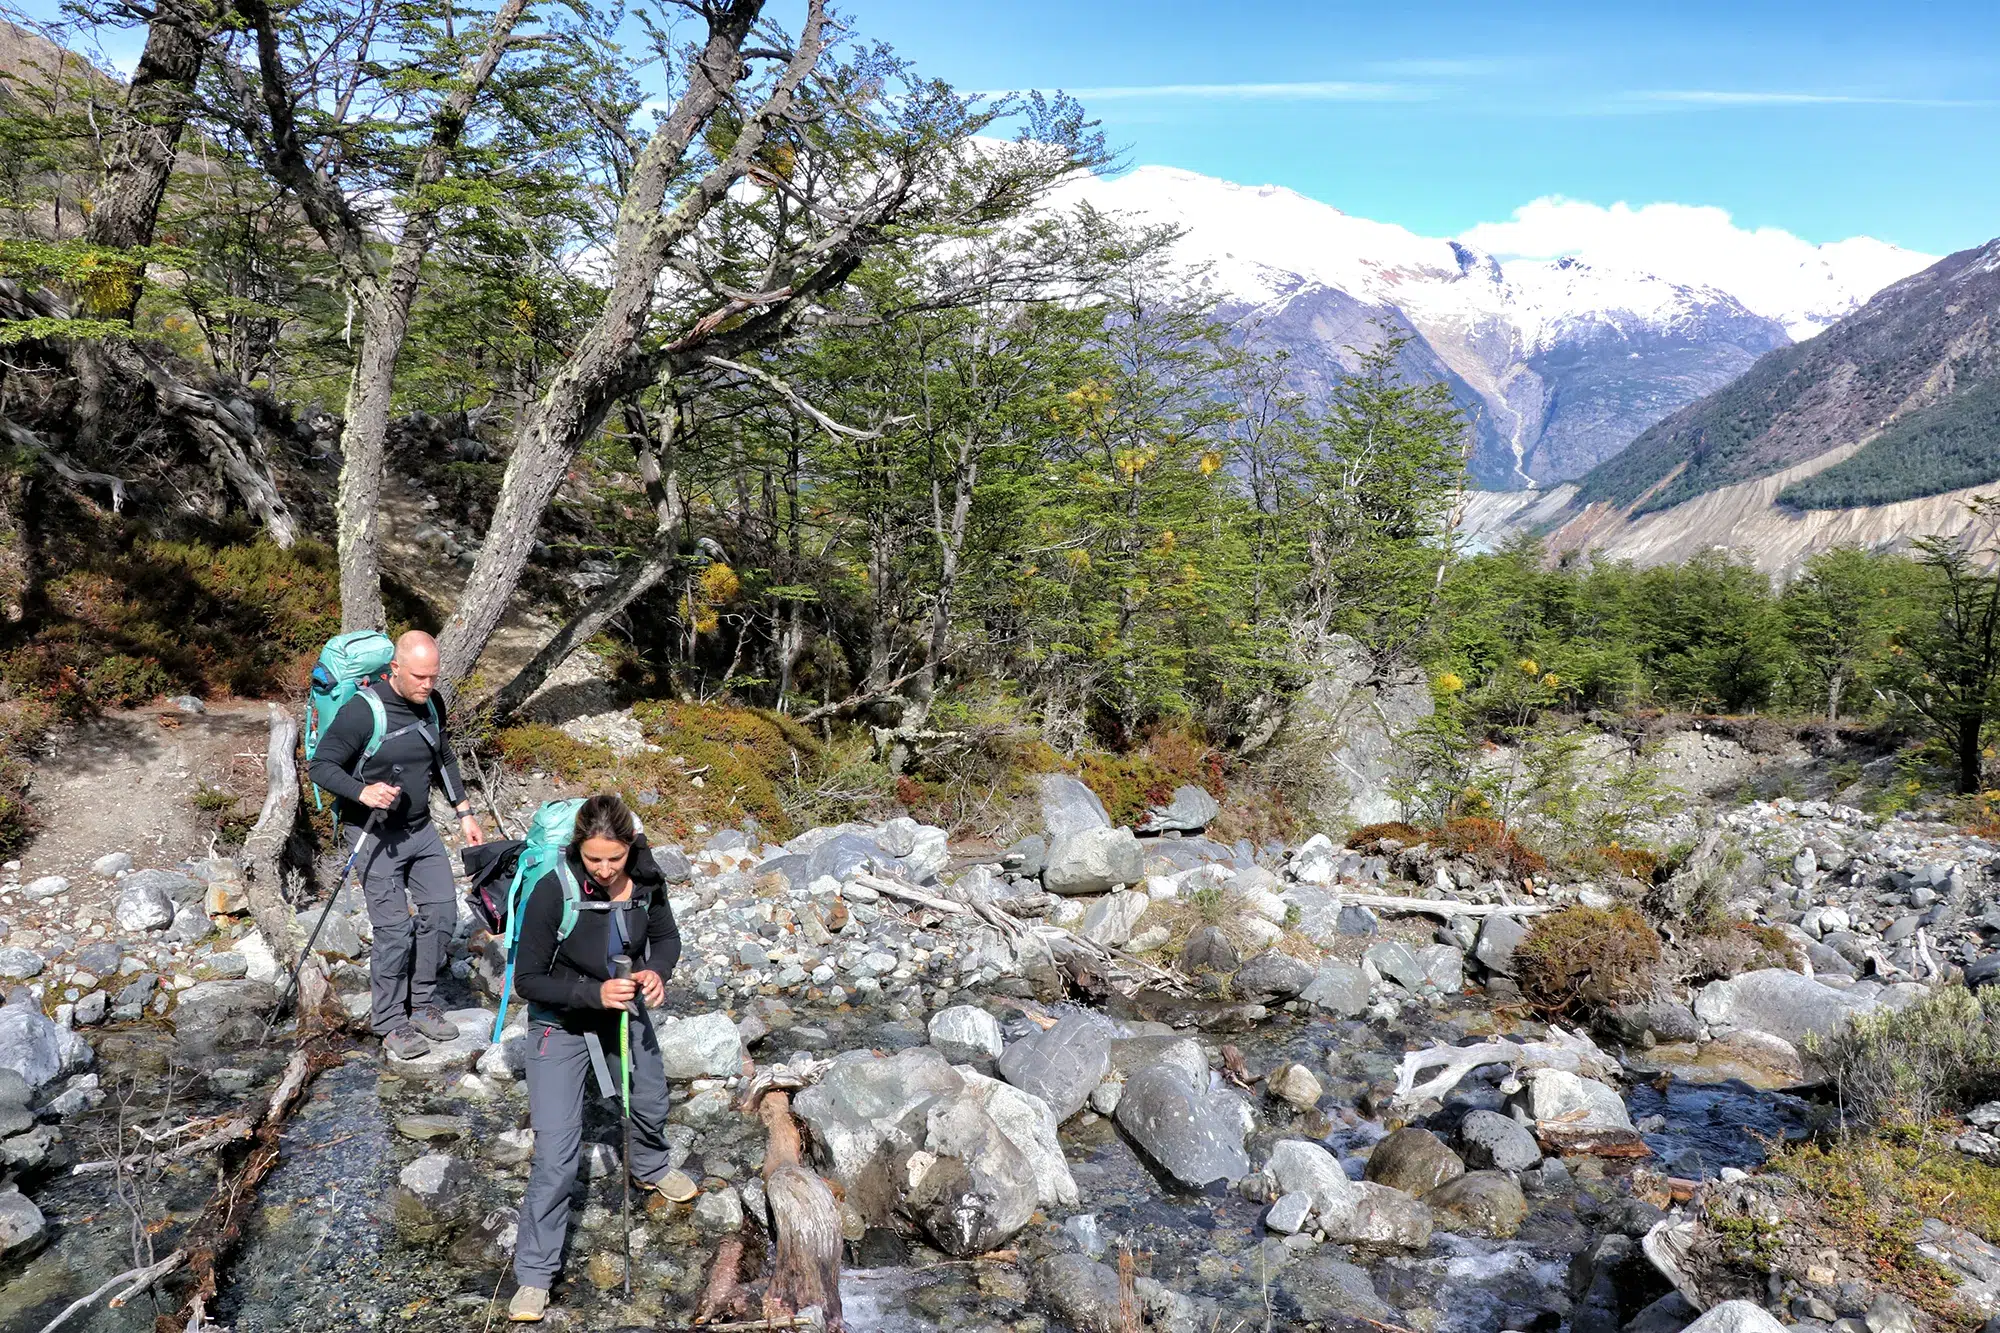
[1052,165,1933,487]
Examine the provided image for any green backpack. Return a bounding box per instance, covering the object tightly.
[490,798,588,1041]
[302,630,439,811]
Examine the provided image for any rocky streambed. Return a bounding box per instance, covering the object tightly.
[4,776,2000,1332]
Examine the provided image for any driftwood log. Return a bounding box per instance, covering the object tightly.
[238,703,328,1018]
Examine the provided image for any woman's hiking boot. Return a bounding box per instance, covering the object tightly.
[507,1287,548,1322]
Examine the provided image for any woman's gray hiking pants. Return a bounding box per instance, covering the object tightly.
[514,1011,673,1290]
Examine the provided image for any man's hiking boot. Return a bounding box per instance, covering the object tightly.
[382,1024,430,1061]
[410,1006,459,1043]
[507,1286,548,1322]
[635,1168,699,1202]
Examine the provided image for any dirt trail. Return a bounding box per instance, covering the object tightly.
[376,468,555,691]
[16,699,278,888]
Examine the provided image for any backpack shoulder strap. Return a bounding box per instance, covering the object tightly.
[357,685,390,762]
[553,859,582,941]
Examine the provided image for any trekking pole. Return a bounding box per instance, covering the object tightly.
[261,763,403,1042]
[614,952,635,1297]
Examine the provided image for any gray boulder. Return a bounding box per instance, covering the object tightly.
[1475,914,1529,976]
[172,979,279,1047]
[914,1092,1040,1254]
[1364,1127,1465,1195]
[656,1011,746,1079]
[876,816,950,883]
[1114,1046,1251,1187]
[1079,891,1149,947]
[1039,775,1113,840]
[296,907,365,960]
[91,852,132,878]
[754,853,810,892]
[794,1047,965,1218]
[1180,926,1239,974]
[0,948,42,980]
[694,1186,744,1232]
[0,1004,94,1090]
[1693,968,1881,1046]
[1043,827,1144,896]
[24,874,70,900]
[1458,1108,1542,1171]
[1140,785,1220,834]
[998,1015,1112,1122]
[1300,962,1371,1017]
[1276,1252,1402,1325]
[1425,1170,1528,1238]
[928,1005,1004,1062]
[1677,1302,1788,1333]
[115,875,177,932]
[1036,1253,1204,1333]
[0,1183,46,1261]
[807,832,893,884]
[1266,1138,1433,1249]
[948,1068,1078,1209]
[1231,950,1316,1003]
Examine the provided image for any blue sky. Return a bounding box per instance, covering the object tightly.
[850,0,1997,256]
[34,0,1995,255]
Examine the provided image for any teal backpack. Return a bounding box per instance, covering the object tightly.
[302,630,440,810]
[489,798,588,1040]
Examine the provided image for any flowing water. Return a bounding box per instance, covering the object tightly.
[2,998,1827,1333]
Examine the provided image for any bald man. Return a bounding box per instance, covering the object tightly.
[308,631,485,1060]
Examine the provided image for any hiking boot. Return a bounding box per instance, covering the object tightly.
[507,1286,548,1323]
[382,1023,431,1061]
[636,1168,699,1202]
[410,1006,459,1042]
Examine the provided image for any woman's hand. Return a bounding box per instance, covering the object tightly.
[634,969,666,1007]
[598,977,638,1010]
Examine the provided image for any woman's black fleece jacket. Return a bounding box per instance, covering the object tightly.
[513,840,681,1033]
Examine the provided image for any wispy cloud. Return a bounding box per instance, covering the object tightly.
[1046,81,1430,103]
[1631,89,1995,108]
[1366,58,1505,78]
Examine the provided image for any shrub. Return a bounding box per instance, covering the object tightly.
[1808,984,2000,1131]
[1512,905,1662,1019]
[1439,817,1549,880]
[1077,725,1224,826]
[1346,822,1425,850]
[1596,843,1663,883]
[493,701,820,840]
[0,699,54,857]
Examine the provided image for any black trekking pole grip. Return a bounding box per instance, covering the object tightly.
[262,764,403,1041]
[613,953,636,1013]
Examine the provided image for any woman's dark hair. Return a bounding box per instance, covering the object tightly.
[571,792,638,849]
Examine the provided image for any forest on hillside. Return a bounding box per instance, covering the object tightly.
[4,0,2000,845]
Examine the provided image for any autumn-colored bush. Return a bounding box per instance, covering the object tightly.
[1597,843,1663,883]
[1439,817,1549,880]
[494,701,819,839]
[1513,905,1662,1019]
[1078,725,1225,826]
[0,524,339,713]
[1346,822,1426,851]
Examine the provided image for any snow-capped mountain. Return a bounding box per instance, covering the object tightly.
[1049,167,1933,488]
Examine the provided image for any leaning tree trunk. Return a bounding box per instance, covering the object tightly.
[336,294,417,632]
[85,0,218,313]
[1960,710,1985,795]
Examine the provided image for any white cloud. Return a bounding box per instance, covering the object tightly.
[1631,89,1995,109]
[1046,81,1428,102]
[1460,196,1937,336]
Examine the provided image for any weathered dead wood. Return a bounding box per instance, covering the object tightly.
[239,704,324,1015]
[694,1235,749,1325]
[758,1089,844,1332]
[1339,893,1558,921]
[0,417,129,511]
[1392,1027,1617,1108]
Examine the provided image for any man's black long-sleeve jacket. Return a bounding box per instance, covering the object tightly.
[307,680,468,833]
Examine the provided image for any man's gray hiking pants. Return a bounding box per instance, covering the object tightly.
[348,822,456,1035]
[515,1013,673,1289]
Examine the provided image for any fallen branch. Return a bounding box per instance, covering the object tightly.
[693,1235,748,1325]
[34,1252,186,1333]
[0,416,129,511]
[1339,893,1558,921]
[1392,1028,1616,1108]
[70,1115,253,1175]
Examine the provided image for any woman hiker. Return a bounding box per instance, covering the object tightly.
[507,793,682,1323]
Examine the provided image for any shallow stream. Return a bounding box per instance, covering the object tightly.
[2,998,1823,1333]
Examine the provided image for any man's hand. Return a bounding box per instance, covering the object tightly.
[358,782,401,810]
[458,813,485,847]
[634,969,666,1007]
